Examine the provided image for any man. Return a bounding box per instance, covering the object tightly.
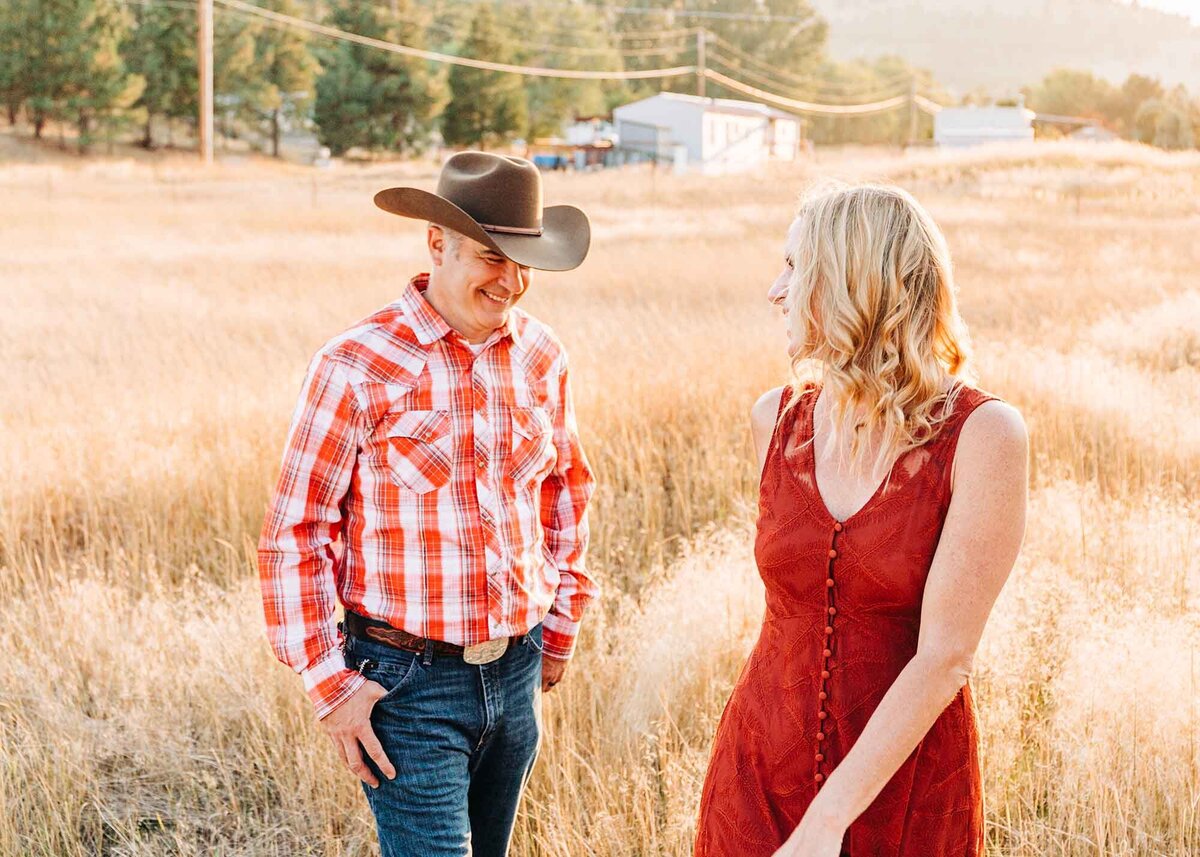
[258,151,597,856]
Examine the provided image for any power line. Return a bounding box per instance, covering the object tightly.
[215,0,697,79]
[702,68,915,116]
[433,0,825,24]
[706,52,911,103]
[706,33,916,94]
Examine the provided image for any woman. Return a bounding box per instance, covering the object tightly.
[694,182,1028,857]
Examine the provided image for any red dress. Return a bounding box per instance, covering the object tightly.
[694,381,999,857]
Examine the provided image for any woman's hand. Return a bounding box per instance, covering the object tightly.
[771,803,846,857]
[768,811,844,854]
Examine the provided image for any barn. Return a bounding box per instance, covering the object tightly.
[612,91,804,174]
[933,105,1036,148]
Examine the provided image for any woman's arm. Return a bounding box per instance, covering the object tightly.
[751,386,787,476]
[777,399,1029,854]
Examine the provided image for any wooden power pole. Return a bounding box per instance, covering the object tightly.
[696,28,706,98]
[198,0,214,164]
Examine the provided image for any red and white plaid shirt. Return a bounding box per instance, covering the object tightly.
[258,274,597,718]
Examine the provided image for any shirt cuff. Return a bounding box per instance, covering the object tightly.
[302,647,368,720]
[541,610,582,661]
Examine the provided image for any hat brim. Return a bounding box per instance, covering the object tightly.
[373,187,590,272]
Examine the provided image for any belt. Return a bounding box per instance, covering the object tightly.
[341,610,521,665]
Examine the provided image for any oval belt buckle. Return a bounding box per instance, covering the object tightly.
[463,637,508,665]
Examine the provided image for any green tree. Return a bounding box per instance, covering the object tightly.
[22,0,144,150]
[1027,68,1115,122]
[313,0,443,156]
[124,3,197,148]
[213,11,263,143]
[0,0,31,124]
[601,0,827,98]
[504,2,616,139]
[1137,90,1196,150]
[442,3,527,149]
[1112,73,1164,136]
[253,0,318,158]
[69,0,145,152]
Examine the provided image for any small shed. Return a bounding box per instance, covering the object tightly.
[612,91,804,174]
[934,105,1036,148]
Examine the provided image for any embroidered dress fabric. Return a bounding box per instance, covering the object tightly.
[694,382,999,856]
[258,274,596,718]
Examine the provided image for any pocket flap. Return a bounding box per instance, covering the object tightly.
[512,407,550,440]
[387,409,451,442]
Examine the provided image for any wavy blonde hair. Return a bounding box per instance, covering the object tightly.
[783,180,976,481]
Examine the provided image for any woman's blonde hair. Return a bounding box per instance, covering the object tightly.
[784,180,976,481]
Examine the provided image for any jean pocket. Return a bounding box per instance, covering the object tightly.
[355,648,422,705]
[386,410,453,493]
[525,623,545,654]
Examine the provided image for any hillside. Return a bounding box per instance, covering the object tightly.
[811,0,1200,92]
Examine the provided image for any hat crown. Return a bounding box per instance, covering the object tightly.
[436,152,544,233]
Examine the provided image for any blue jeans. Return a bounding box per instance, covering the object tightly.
[344,624,544,857]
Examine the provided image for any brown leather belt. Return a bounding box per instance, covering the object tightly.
[342,610,522,664]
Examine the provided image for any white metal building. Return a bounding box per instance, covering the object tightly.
[612,91,803,174]
[933,105,1036,148]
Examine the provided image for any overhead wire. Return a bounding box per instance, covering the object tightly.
[705,53,911,105]
[213,0,698,79]
[702,69,916,116]
[133,0,939,118]
[706,33,917,94]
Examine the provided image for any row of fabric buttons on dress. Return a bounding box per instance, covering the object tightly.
[815,519,844,789]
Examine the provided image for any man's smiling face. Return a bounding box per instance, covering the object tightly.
[425,225,533,343]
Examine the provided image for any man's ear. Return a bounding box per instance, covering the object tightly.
[427,224,445,267]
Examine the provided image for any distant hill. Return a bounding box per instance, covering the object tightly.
[810,0,1200,93]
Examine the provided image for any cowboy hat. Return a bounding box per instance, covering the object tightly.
[373,151,590,272]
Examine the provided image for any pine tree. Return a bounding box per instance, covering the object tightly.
[67,0,145,152]
[0,0,31,125]
[442,3,527,149]
[213,11,263,143]
[253,0,318,158]
[124,3,197,148]
[23,0,144,150]
[510,2,617,140]
[312,0,443,156]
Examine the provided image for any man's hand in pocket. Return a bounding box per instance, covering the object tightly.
[320,680,396,788]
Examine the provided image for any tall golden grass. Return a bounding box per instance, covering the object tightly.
[1,140,1198,856]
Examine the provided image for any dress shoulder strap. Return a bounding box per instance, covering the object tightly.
[762,382,815,474]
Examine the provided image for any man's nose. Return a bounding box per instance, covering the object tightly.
[499,260,530,293]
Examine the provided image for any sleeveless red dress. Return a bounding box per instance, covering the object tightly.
[694,381,999,857]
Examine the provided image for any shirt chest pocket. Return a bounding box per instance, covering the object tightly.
[386,410,454,494]
[510,406,556,486]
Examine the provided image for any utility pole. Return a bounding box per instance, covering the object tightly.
[696,28,707,98]
[198,0,214,164]
[906,74,918,149]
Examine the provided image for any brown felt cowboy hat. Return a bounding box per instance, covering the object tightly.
[373,151,590,272]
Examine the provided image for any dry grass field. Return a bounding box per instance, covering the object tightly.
[1,138,1198,856]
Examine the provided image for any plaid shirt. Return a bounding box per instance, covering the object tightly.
[258,274,597,718]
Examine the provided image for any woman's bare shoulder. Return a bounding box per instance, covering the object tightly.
[953,399,1028,488]
[751,386,788,431]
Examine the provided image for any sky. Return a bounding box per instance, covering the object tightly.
[1126,0,1200,24]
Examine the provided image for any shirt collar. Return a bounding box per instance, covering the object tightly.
[400,273,521,350]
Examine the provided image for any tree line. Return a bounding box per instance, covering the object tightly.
[1019,68,1198,150]
[0,0,1196,157]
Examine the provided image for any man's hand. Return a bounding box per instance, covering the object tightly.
[320,680,396,788]
[542,655,568,691]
